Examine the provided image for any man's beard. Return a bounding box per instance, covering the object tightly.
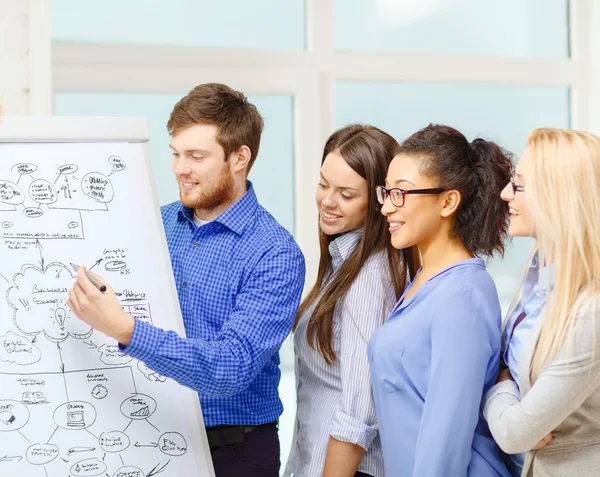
[180,165,235,211]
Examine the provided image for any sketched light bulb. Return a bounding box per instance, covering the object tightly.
[0,410,15,425]
[55,308,67,330]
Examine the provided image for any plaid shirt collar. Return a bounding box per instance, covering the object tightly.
[177,181,259,235]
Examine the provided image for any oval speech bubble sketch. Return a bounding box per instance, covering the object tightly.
[113,466,143,477]
[23,207,44,218]
[120,394,157,420]
[26,443,59,465]
[12,163,38,175]
[159,432,187,456]
[99,431,130,453]
[108,156,126,172]
[0,181,25,205]
[29,180,58,204]
[56,164,78,175]
[53,401,97,430]
[82,173,114,202]
[70,458,107,476]
[0,400,30,432]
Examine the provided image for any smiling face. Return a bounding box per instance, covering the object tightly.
[315,151,369,236]
[170,123,235,213]
[500,158,535,238]
[380,154,449,250]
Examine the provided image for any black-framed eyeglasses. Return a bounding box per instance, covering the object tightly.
[510,171,525,193]
[375,185,446,207]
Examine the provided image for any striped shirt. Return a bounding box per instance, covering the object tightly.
[284,228,395,477]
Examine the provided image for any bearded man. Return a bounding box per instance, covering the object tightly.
[67,83,305,477]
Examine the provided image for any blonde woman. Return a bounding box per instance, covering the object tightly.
[484,128,600,476]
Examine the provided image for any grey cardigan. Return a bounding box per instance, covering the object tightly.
[484,298,600,477]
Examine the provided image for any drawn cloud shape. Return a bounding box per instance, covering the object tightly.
[137,360,167,382]
[0,332,41,365]
[7,263,92,343]
[98,343,133,366]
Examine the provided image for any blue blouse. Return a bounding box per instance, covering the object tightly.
[368,258,510,477]
[501,255,554,475]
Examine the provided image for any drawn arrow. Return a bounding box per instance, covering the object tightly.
[57,343,70,401]
[57,343,65,373]
[83,340,97,350]
[89,258,103,271]
[0,455,22,462]
[0,273,9,284]
[31,335,38,344]
[60,457,68,463]
[35,239,44,271]
[147,460,170,477]
[134,442,158,448]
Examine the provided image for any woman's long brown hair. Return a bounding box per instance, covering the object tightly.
[293,124,419,365]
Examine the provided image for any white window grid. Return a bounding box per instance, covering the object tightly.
[50,0,599,285]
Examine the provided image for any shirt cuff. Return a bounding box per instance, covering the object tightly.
[483,380,521,419]
[329,408,378,450]
[119,319,163,362]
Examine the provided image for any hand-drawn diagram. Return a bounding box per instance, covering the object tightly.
[1,155,122,240]
[1,142,198,477]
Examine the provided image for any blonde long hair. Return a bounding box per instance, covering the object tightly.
[520,128,600,381]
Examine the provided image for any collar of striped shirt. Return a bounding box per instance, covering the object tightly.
[328,227,364,261]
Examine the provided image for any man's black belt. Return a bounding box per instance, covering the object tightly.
[206,421,278,448]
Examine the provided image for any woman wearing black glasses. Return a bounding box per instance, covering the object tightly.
[368,124,513,477]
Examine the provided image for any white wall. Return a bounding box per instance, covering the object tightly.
[0,0,51,115]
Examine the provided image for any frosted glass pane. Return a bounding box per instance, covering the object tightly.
[52,0,306,51]
[336,0,569,58]
[337,81,570,312]
[54,92,295,235]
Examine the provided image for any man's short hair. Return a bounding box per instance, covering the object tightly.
[167,83,264,172]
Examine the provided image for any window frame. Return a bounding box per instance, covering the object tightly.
[50,1,595,285]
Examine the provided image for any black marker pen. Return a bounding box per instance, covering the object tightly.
[69,262,107,292]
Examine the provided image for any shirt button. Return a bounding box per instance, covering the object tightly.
[182,282,187,288]
[193,242,198,247]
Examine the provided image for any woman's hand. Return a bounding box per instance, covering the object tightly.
[532,433,554,450]
[495,370,554,450]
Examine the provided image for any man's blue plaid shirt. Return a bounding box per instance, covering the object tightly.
[122,182,305,426]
